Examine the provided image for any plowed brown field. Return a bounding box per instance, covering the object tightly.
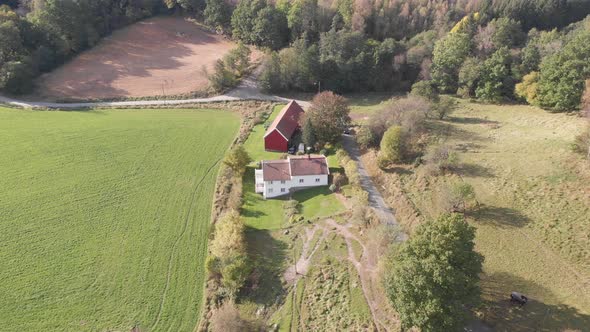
[35,16,235,100]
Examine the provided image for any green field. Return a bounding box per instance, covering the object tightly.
[0,107,239,331]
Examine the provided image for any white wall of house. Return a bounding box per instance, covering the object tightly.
[261,174,328,199]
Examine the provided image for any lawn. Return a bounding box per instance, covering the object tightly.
[293,186,346,220]
[364,100,590,330]
[243,104,286,162]
[0,107,239,331]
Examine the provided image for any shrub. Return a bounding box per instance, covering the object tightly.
[332,172,346,189]
[344,160,360,187]
[329,183,337,192]
[356,125,378,149]
[572,126,590,159]
[220,253,250,297]
[439,181,478,213]
[411,80,439,102]
[210,210,246,259]
[210,301,248,332]
[283,199,300,222]
[432,96,457,120]
[377,125,404,168]
[423,144,458,175]
[223,145,252,176]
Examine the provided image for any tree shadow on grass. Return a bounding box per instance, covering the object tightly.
[427,121,486,142]
[456,163,495,178]
[480,272,590,331]
[243,227,288,306]
[469,206,530,228]
[449,116,500,126]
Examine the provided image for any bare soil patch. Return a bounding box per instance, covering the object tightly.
[35,16,235,100]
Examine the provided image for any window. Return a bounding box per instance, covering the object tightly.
[281,180,286,184]
[268,188,273,193]
[269,180,273,184]
[299,179,304,183]
[315,178,320,183]
[281,188,286,193]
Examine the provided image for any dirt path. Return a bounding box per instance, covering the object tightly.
[0,67,310,109]
[341,134,403,235]
[284,218,397,331]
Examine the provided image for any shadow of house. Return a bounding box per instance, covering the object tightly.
[480,272,590,331]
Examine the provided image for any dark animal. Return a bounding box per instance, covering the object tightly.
[510,292,528,306]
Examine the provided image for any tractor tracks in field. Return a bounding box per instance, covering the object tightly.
[150,157,222,331]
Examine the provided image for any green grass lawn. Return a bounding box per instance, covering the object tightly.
[0,107,239,331]
[293,186,345,220]
[242,167,285,230]
[243,104,286,162]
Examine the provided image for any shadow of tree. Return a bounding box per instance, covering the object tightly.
[456,163,496,178]
[449,116,500,126]
[480,272,590,331]
[469,206,530,228]
[427,121,486,142]
[243,227,288,306]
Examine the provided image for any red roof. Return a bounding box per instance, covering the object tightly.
[264,100,304,140]
[262,160,291,181]
[289,155,329,176]
[261,155,329,181]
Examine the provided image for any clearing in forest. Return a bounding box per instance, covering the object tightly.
[0,107,239,331]
[35,16,235,100]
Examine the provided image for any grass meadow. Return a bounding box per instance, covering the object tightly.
[0,107,239,331]
[356,99,590,330]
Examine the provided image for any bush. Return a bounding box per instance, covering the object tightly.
[432,96,457,120]
[220,253,250,297]
[356,125,378,149]
[411,80,439,102]
[344,160,360,187]
[332,172,346,189]
[439,181,478,213]
[210,301,248,332]
[0,60,34,94]
[423,144,458,175]
[223,145,252,176]
[573,126,590,159]
[283,199,300,222]
[377,125,404,168]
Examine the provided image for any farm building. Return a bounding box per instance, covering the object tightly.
[264,100,305,152]
[255,155,330,199]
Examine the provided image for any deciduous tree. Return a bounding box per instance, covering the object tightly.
[305,91,351,144]
[431,32,472,93]
[385,213,484,331]
[223,145,252,176]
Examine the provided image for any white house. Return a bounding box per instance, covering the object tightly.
[255,155,330,199]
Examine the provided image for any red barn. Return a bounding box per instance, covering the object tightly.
[264,100,305,152]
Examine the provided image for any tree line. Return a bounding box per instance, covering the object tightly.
[2,0,590,111]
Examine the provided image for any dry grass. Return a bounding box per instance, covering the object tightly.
[362,100,590,330]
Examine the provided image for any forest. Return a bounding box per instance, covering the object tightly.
[1,0,590,111]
